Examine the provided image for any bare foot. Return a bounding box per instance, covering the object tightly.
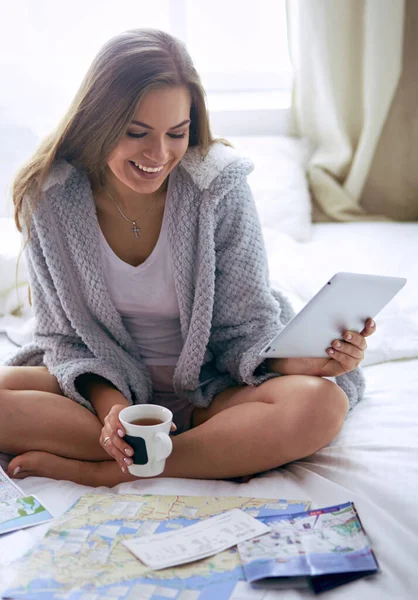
[8,451,136,487]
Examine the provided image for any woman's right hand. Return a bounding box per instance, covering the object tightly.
[100,404,134,472]
[100,404,178,472]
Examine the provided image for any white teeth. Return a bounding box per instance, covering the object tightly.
[133,162,163,173]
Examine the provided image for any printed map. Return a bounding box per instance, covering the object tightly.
[0,466,22,502]
[0,467,54,535]
[3,494,310,600]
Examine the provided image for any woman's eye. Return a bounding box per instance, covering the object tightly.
[126,131,187,140]
[127,132,146,138]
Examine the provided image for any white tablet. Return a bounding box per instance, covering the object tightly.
[260,272,407,359]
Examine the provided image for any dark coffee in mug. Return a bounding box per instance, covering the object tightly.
[130,418,164,426]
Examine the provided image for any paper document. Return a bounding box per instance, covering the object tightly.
[124,508,270,570]
[0,466,54,535]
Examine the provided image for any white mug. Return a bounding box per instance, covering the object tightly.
[119,404,173,477]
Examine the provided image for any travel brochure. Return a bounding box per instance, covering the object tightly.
[238,501,379,594]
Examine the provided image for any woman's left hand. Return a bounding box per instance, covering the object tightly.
[267,318,377,378]
[320,318,376,377]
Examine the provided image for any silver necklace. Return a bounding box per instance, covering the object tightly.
[106,189,158,238]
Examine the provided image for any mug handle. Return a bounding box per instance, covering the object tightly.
[155,432,173,461]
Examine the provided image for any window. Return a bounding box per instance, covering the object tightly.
[182,0,293,135]
[0,1,171,137]
[0,0,292,137]
[0,1,293,214]
[180,0,292,94]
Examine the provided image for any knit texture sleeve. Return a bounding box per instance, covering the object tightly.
[3,210,135,412]
[209,179,292,385]
[335,369,366,412]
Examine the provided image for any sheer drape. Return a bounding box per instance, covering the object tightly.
[287,0,405,221]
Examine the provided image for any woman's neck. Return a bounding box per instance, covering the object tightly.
[104,169,169,215]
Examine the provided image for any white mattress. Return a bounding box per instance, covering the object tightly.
[1,221,418,599]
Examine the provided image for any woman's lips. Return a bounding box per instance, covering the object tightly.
[129,160,165,180]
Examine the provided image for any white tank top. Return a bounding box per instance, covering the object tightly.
[99,172,183,366]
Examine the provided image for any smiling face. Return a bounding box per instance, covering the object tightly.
[106,85,192,198]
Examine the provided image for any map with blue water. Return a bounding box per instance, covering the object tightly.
[0,467,54,535]
[3,494,310,600]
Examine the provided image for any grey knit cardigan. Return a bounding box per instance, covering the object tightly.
[4,142,365,412]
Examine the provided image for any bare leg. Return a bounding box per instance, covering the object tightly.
[8,376,349,486]
[0,366,109,461]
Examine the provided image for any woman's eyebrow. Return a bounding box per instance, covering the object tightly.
[130,119,191,130]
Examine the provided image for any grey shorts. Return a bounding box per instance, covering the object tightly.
[147,365,195,434]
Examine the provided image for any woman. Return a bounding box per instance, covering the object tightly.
[0,29,374,487]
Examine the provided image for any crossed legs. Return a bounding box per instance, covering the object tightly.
[0,366,349,487]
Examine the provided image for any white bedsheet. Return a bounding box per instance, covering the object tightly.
[1,222,418,599]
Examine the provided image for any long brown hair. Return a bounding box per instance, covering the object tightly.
[13,28,215,236]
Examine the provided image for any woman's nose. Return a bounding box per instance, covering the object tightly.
[142,138,168,164]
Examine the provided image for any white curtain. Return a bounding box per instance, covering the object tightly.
[287,0,405,221]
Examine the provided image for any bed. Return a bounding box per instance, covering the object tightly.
[0,136,417,599]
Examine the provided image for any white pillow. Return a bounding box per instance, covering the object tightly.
[0,217,29,319]
[0,122,37,321]
[226,135,313,241]
[0,123,39,218]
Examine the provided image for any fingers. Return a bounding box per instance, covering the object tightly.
[101,427,134,472]
[341,331,367,351]
[326,346,360,372]
[101,407,134,473]
[329,339,364,359]
[327,331,367,372]
[360,318,376,337]
[334,319,376,371]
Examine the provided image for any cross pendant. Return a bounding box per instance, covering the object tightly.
[132,223,140,238]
